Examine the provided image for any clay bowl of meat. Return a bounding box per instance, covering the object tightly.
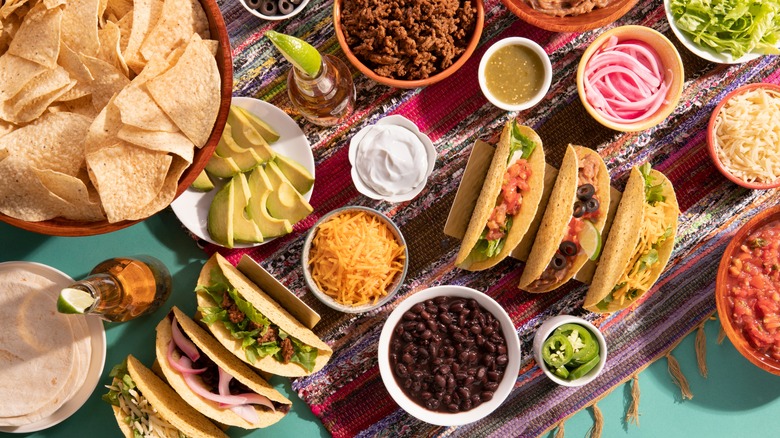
[502,0,638,33]
[333,0,484,89]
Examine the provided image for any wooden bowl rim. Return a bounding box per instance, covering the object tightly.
[502,0,639,33]
[333,0,485,89]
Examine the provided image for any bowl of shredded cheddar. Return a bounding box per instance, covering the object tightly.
[302,206,408,313]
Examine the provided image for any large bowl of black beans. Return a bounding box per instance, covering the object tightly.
[378,285,521,426]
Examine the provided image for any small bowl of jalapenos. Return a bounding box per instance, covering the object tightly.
[532,315,607,387]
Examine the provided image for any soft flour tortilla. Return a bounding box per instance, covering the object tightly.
[155,307,290,429]
[196,253,332,377]
[583,167,679,312]
[456,123,546,271]
[518,145,611,292]
[111,355,227,438]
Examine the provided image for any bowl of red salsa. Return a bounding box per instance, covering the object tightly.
[716,205,780,375]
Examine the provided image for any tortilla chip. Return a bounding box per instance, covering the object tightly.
[113,83,179,132]
[121,155,186,220]
[97,20,129,77]
[49,94,98,117]
[34,168,105,221]
[1,65,74,124]
[79,54,131,111]
[83,98,122,154]
[57,42,93,82]
[105,0,133,20]
[115,10,132,53]
[155,308,290,429]
[139,0,209,63]
[196,253,333,377]
[7,1,62,68]
[60,0,100,56]
[86,141,171,222]
[0,0,31,20]
[146,34,219,147]
[456,123,547,271]
[123,356,228,438]
[123,0,164,74]
[0,53,48,101]
[117,125,194,162]
[0,155,73,221]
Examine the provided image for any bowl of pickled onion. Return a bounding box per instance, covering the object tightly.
[576,25,684,132]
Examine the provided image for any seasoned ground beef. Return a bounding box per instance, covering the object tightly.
[340,0,477,81]
[280,337,294,363]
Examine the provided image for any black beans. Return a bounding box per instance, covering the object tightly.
[389,295,509,413]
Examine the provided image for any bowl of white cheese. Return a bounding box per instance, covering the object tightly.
[348,115,436,203]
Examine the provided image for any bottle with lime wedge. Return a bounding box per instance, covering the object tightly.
[266,30,355,127]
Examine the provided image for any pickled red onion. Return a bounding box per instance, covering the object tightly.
[584,37,670,124]
[167,341,207,374]
[171,317,200,362]
[216,367,276,412]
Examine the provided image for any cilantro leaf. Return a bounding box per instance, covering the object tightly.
[639,163,666,205]
[510,120,537,160]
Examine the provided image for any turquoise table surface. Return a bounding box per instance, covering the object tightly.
[2,210,780,437]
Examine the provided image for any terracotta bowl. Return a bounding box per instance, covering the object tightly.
[576,25,683,132]
[706,83,780,190]
[0,0,232,236]
[333,0,484,89]
[502,0,638,33]
[715,205,780,376]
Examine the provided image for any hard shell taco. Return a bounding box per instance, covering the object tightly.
[583,164,679,313]
[155,307,292,429]
[518,144,611,292]
[103,355,227,438]
[455,120,546,270]
[195,253,332,377]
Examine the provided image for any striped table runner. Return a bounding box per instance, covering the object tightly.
[205,0,780,436]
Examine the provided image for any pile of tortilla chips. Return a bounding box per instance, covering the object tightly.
[0,0,221,223]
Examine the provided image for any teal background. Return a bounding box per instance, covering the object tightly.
[2,209,779,437]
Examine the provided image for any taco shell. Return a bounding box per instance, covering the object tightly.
[155,307,291,429]
[584,166,679,312]
[518,145,610,292]
[110,355,227,438]
[456,122,546,270]
[196,253,332,377]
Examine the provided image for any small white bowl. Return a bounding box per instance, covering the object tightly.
[301,206,408,313]
[478,37,552,112]
[348,115,436,203]
[377,285,521,426]
[238,0,310,20]
[532,315,607,387]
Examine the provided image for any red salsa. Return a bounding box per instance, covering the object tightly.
[725,219,780,361]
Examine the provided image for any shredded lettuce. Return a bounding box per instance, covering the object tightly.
[102,359,132,407]
[639,163,666,205]
[669,0,780,59]
[196,268,317,372]
[510,120,537,160]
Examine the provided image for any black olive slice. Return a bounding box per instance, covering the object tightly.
[585,197,600,213]
[559,241,578,257]
[576,184,595,201]
[551,253,567,270]
[573,201,585,218]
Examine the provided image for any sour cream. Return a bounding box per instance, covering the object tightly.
[354,124,428,197]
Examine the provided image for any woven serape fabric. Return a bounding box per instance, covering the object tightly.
[204,0,780,436]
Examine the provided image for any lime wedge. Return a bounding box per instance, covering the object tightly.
[580,220,602,261]
[266,30,322,77]
[57,288,95,314]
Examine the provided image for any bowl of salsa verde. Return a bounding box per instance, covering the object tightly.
[716,205,780,375]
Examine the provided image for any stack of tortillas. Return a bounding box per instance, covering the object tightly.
[0,268,92,427]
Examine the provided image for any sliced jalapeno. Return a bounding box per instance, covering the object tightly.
[569,354,600,380]
[553,365,569,379]
[554,323,598,364]
[541,334,573,368]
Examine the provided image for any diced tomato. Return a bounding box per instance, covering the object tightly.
[484,159,532,241]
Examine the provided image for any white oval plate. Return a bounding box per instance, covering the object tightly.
[664,0,764,64]
[0,261,106,433]
[171,97,314,248]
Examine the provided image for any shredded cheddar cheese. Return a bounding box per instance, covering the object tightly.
[308,211,406,306]
[713,87,780,183]
[612,197,676,305]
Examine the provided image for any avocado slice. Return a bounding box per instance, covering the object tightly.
[264,161,313,225]
[205,154,241,178]
[235,105,280,144]
[207,179,234,248]
[214,120,265,174]
[227,106,275,162]
[190,169,214,192]
[246,166,293,238]
[231,173,263,244]
[273,154,314,195]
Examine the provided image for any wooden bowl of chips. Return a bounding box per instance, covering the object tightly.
[0,0,232,236]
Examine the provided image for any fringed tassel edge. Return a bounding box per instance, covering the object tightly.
[666,352,693,400]
[696,321,708,378]
[554,420,565,438]
[588,403,603,438]
[625,373,640,426]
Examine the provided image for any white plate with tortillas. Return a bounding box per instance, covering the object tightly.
[0,262,106,433]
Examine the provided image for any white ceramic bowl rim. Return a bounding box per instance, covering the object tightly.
[348,115,437,203]
[377,285,522,426]
[238,0,310,20]
[301,206,409,313]
[532,315,607,387]
[478,37,553,112]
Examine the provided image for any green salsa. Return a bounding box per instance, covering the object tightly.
[485,44,545,105]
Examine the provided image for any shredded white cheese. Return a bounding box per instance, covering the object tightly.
[106,378,184,438]
[713,87,780,184]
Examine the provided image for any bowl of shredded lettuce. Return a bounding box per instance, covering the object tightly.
[665,0,780,64]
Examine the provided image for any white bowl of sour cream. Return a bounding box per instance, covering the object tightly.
[348,115,436,203]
